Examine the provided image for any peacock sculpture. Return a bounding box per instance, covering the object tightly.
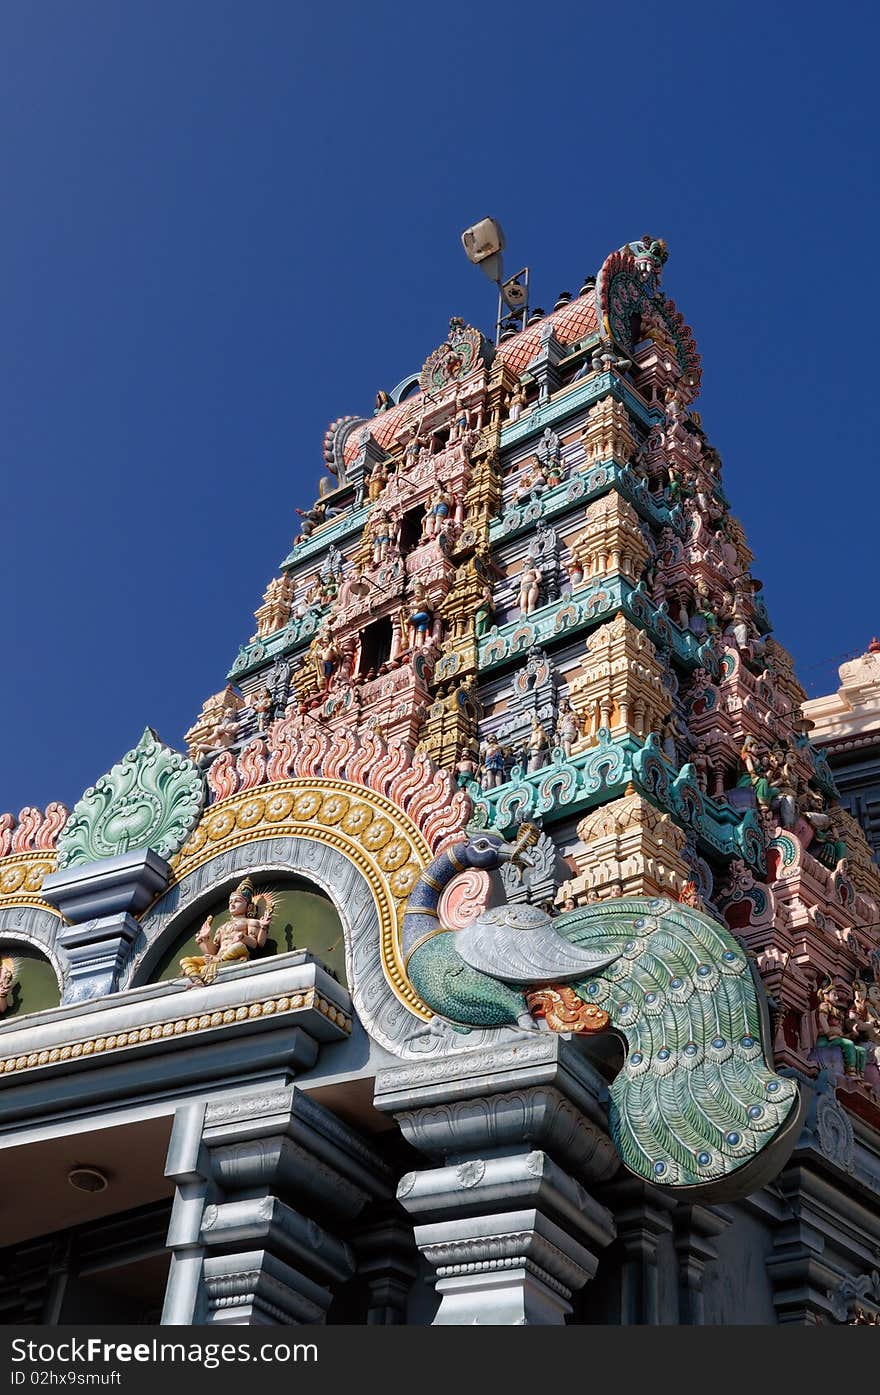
[403,829,803,1196]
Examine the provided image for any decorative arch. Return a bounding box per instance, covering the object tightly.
[129,778,440,1050]
[0,904,67,997]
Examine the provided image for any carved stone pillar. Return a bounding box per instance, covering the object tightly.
[673,1204,732,1324]
[350,1207,419,1325]
[374,1036,618,1325]
[601,1178,676,1324]
[42,849,170,1003]
[162,1086,393,1325]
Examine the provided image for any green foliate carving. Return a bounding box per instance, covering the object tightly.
[56,728,206,869]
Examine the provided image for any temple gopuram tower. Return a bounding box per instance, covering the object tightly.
[2,236,880,1326]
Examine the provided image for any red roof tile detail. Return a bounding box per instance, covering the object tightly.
[341,292,598,466]
[495,295,598,376]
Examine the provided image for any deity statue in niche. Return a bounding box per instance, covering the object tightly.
[403,433,422,473]
[0,956,19,1016]
[848,979,880,1066]
[517,561,543,616]
[689,577,719,637]
[448,389,470,442]
[338,564,370,609]
[180,878,276,987]
[661,710,690,767]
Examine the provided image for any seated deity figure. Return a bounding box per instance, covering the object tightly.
[514,461,547,503]
[815,979,867,1078]
[180,878,275,987]
[518,561,542,616]
[338,564,369,609]
[0,956,18,1016]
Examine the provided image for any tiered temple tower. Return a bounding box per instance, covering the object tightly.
[3,236,880,1325]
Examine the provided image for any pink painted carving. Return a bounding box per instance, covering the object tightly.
[237,738,267,791]
[321,727,358,781]
[207,751,239,802]
[204,714,472,853]
[35,803,70,850]
[265,718,298,783]
[438,869,492,930]
[0,813,16,859]
[11,807,42,854]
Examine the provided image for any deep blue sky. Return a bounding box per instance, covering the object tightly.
[1,2,877,815]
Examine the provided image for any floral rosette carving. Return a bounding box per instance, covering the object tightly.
[56,728,206,869]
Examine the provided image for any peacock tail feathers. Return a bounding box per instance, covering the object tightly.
[554,895,799,1188]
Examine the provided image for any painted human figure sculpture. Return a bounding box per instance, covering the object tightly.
[367,461,388,503]
[338,565,369,609]
[455,750,479,788]
[815,979,867,1078]
[474,584,494,638]
[252,687,273,734]
[422,484,454,540]
[314,630,340,689]
[180,878,275,987]
[481,737,505,789]
[661,710,689,767]
[406,582,434,650]
[555,700,581,758]
[370,511,395,565]
[692,738,711,793]
[514,462,546,503]
[526,715,551,772]
[766,748,798,829]
[737,735,776,813]
[507,381,527,422]
[690,577,719,636]
[518,562,542,616]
